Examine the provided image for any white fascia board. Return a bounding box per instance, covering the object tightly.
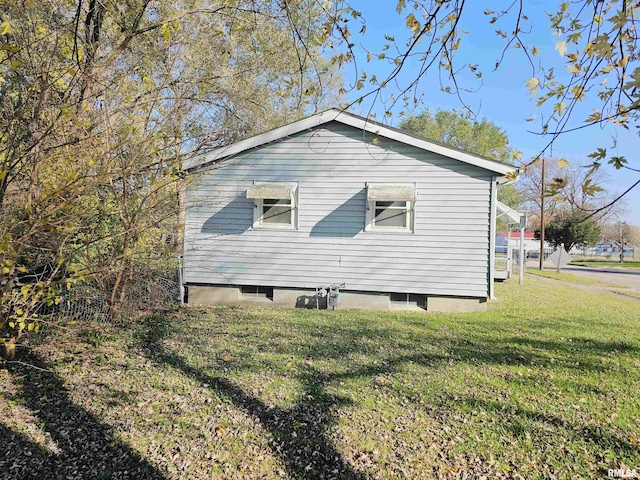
[184,108,519,177]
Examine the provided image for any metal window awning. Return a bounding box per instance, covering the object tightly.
[246,183,297,200]
[496,201,525,226]
[367,183,417,202]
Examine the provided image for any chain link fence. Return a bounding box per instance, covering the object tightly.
[49,269,182,323]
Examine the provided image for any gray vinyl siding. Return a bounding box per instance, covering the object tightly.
[184,122,493,297]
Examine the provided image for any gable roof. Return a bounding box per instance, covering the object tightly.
[184,108,519,176]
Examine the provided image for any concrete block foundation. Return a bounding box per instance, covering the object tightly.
[426,295,487,313]
[186,285,487,313]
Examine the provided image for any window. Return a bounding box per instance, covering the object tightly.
[390,293,425,309]
[365,183,416,232]
[240,285,274,300]
[247,182,298,229]
[261,198,294,225]
[372,201,411,229]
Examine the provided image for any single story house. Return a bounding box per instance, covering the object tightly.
[182,109,519,312]
[497,230,540,253]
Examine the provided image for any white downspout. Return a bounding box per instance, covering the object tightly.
[489,179,498,300]
[506,225,512,279]
[519,226,525,285]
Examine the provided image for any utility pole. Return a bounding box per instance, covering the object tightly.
[539,157,546,270]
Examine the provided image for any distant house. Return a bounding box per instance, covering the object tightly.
[580,241,635,258]
[497,230,541,253]
[182,109,519,312]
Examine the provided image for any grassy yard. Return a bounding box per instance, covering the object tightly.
[570,260,640,269]
[1,278,639,479]
[526,268,625,287]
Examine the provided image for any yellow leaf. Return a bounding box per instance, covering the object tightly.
[566,64,580,74]
[405,13,421,33]
[9,322,15,328]
[215,425,226,436]
[525,77,539,90]
[557,158,570,169]
[223,355,233,362]
[16,309,23,315]
[372,138,380,145]
[555,40,567,57]
[10,60,21,69]
[0,21,11,36]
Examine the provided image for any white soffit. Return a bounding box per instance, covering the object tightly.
[367,184,417,202]
[246,183,297,199]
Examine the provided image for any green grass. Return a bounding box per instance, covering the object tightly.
[613,289,640,300]
[570,260,640,269]
[526,268,625,287]
[2,280,639,479]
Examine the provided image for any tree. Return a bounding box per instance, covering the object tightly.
[319,1,640,212]
[0,0,342,346]
[399,108,522,209]
[536,210,601,252]
[399,109,515,164]
[518,157,625,229]
[602,221,640,262]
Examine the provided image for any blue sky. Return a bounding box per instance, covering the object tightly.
[341,1,640,225]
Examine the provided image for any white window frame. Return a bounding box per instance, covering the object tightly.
[365,183,416,233]
[368,200,413,231]
[250,183,298,230]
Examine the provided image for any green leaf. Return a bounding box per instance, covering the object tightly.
[608,156,627,169]
[587,148,607,161]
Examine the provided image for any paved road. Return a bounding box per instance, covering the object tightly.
[560,265,640,291]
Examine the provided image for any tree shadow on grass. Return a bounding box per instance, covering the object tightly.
[448,394,640,461]
[1,353,165,480]
[138,314,370,480]
[135,308,639,478]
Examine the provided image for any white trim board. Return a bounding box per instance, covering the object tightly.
[184,109,519,177]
